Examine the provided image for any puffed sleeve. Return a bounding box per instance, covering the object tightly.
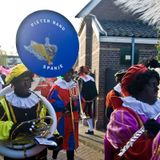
[0,102,13,140]
[106,109,153,160]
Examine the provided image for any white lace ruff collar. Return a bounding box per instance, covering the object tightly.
[113,83,121,93]
[80,75,94,82]
[5,91,39,109]
[54,78,77,89]
[121,96,160,119]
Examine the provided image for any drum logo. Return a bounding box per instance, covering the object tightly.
[16,10,79,77]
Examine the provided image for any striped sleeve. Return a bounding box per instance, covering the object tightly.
[107,109,140,149]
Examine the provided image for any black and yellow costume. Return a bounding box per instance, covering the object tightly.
[0,64,48,160]
[0,93,47,160]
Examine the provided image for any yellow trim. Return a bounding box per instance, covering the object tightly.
[36,101,41,118]
[10,122,24,140]
[0,112,6,120]
[0,98,11,121]
[8,102,17,123]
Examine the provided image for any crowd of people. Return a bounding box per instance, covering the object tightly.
[0,56,160,160]
[0,63,97,160]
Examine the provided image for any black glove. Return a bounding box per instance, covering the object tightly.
[65,101,77,111]
[144,119,160,136]
[63,102,73,115]
[62,104,70,115]
[66,102,72,112]
[47,134,63,150]
[10,121,36,140]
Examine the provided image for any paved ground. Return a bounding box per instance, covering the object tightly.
[47,141,104,160]
[0,121,105,160]
[0,144,104,160]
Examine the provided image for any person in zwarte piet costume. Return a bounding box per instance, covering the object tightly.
[0,64,48,160]
[78,66,98,135]
[105,69,126,121]
[0,63,62,160]
[104,64,160,160]
[47,69,80,160]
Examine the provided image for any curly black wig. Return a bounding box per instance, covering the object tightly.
[127,69,159,97]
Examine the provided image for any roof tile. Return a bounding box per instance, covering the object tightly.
[100,20,158,38]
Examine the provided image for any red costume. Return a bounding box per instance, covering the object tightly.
[34,77,57,98]
[48,78,79,150]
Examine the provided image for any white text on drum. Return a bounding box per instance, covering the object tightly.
[30,19,65,31]
[43,64,63,71]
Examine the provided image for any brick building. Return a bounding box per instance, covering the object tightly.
[76,0,158,130]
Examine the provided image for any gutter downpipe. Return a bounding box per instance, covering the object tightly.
[131,35,135,65]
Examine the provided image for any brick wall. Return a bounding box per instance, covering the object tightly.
[78,19,157,130]
[97,43,157,130]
